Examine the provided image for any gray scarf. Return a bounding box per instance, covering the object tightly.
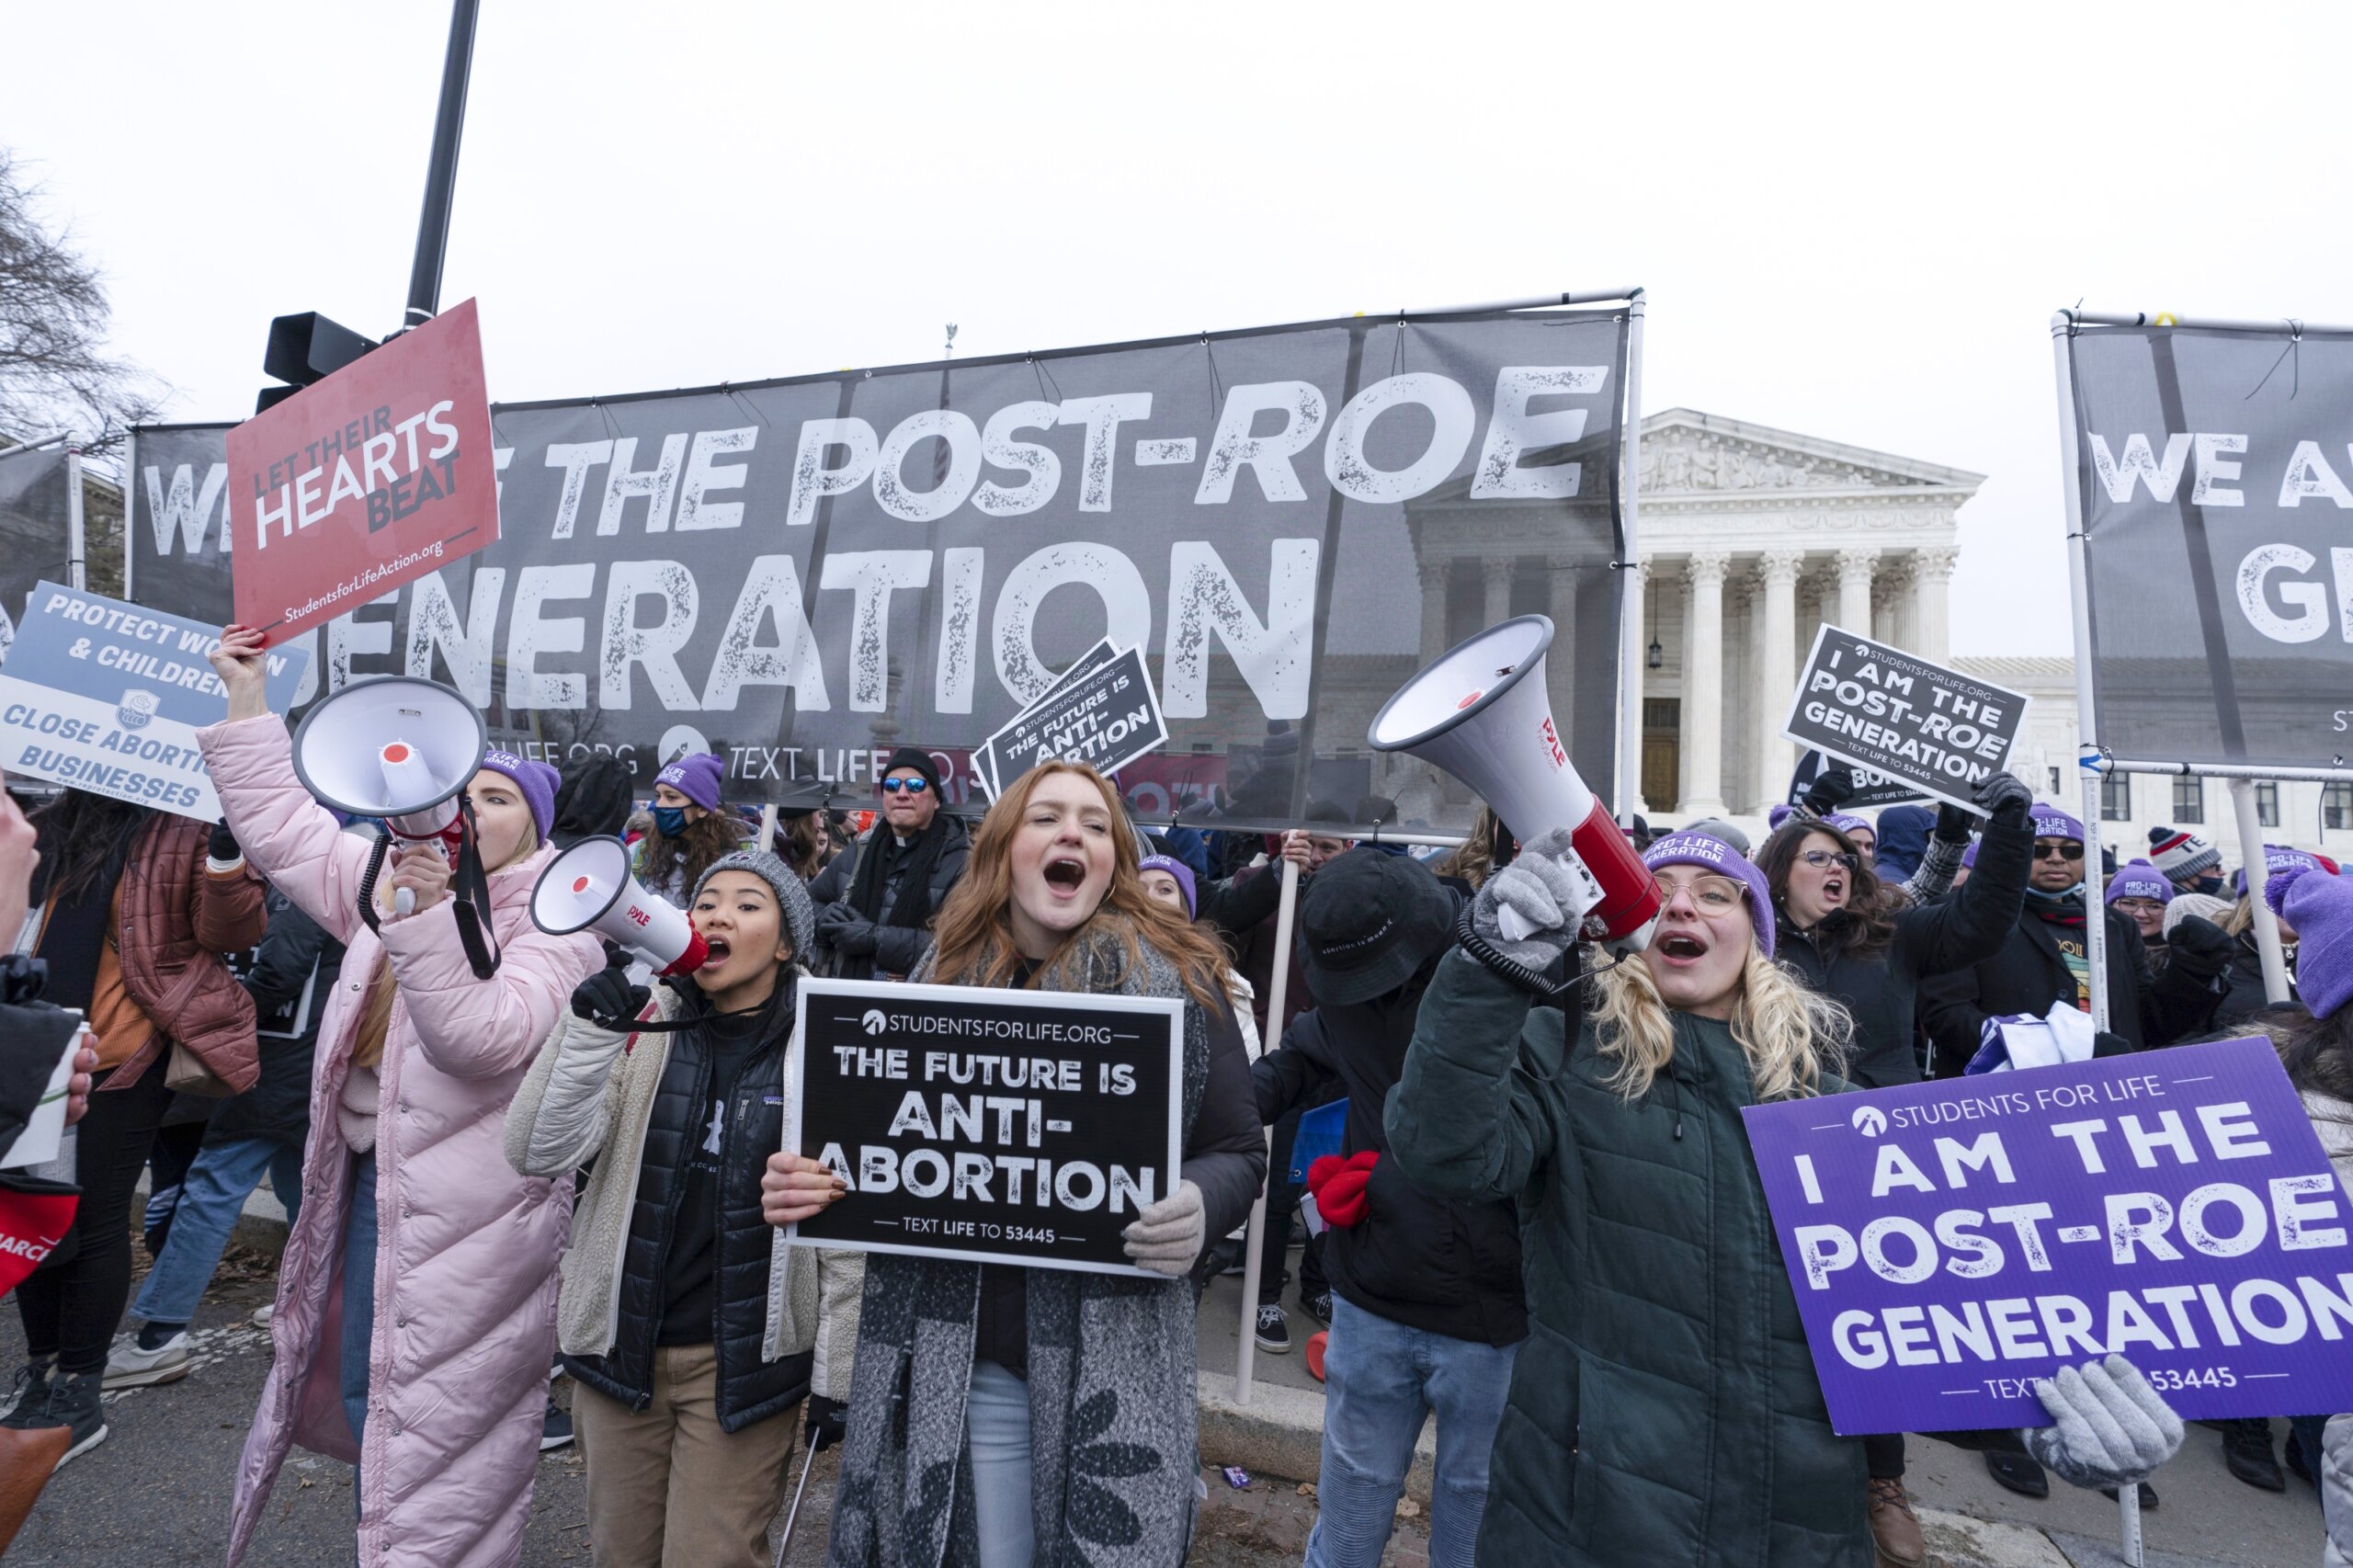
[825,919,1211,1568]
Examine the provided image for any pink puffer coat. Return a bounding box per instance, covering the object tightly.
[199,715,602,1568]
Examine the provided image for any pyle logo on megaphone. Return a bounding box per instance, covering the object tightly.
[1367,615,1661,951]
[530,836,709,977]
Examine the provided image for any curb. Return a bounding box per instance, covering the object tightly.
[1193,1370,1433,1503]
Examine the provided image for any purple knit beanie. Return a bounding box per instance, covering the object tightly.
[2029,802,2086,842]
[1767,803,1798,832]
[2106,859,2172,905]
[477,749,559,842]
[2270,864,2353,1017]
[1138,854,1199,920]
[1643,831,1776,960]
[1961,839,1980,869]
[2233,844,2328,896]
[656,751,726,812]
[1823,812,1871,838]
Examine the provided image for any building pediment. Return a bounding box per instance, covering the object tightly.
[1640,409,1984,498]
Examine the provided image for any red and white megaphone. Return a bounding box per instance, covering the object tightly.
[1369,614,1660,951]
[290,676,487,915]
[530,835,709,976]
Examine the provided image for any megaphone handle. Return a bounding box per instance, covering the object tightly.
[393,886,416,917]
[1496,904,1536,943]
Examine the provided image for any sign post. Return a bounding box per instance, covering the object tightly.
[786,977,1184,1277]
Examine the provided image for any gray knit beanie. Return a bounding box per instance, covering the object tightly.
[691,850,816,965]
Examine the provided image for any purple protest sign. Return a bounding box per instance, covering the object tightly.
[1742,1037,2353,1435]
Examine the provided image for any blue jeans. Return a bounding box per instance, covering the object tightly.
[966,1359,1034,1568]
[1304,1294,1519,1568]
[130,1136,304,1327]
[340,1153,379,1451]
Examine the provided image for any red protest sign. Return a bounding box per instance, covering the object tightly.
[226,298,496,644]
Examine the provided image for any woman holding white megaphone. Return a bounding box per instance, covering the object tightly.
[1384,826,2187,1567]
[504,850,863,1568]
[200,625,604,1568]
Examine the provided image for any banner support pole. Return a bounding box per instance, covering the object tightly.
[2229,778,2292,1005]
[1616,291,1648,824]
[2053,309,2141,1567]
[1233,857,1299,1406]
[64,445,85,592]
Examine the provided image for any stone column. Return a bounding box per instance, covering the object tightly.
[1753,549,1803,812]
[1913,545,1956,664]
[1680,551,1730,816]
[1836,546,1876,637]
[1483,556,1515,630]
[1417,558,1450,661]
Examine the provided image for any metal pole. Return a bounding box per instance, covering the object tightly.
[756,802,779,855]
[2066,308,2353,336]
[1394,287,1644,316]
[1615,293,1648,825]
[117,430,136,602]
[404,0,481,329]
[64,445,85,591]
[1233,857,1300,1405]
[2099,758,2353,783]
[2052,308,2138,1567]
[2230,778,2292,1005]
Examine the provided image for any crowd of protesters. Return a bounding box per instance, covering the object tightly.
[0,652,2347,1568]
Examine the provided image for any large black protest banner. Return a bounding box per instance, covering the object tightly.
[1782,625,2028,811]
[123,309,1631,833]
[2065,323,2353,767]
[0,444,74,657]
[787,978,1182,1275]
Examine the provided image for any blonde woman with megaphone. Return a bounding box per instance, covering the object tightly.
[200,626,604,1568]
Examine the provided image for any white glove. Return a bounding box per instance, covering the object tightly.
[2021,1356,2184,1490]
[1472,826,1587,969]
[1121,1178,1204,1277]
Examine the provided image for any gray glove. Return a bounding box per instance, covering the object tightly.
[1472,825,1586,970]
[2021,1356,2184,1490]
[1121,1178,1204,1276]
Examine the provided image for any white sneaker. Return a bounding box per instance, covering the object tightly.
[101,1331,190,1390]
[250,1304,274,1329]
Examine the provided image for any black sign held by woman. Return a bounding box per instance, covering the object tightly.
[786,978,1184,1275]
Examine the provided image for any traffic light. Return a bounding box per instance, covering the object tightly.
[256,312,378,414]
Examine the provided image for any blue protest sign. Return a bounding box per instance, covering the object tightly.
[1743,1037,2353,1434]
[0,581,309,820]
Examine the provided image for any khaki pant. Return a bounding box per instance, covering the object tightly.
[574,1343,801,1568]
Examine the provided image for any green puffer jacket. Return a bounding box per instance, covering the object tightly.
[1385,949,1870,1568]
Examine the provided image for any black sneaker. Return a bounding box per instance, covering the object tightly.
[540,1397,574,1452]
[17,1369,108,1470]
[1983,1449,2048,1499]
[2219,1417,2284,1492]
[1254,1304,1290,1354]
[1301,1290,1333,1328]
[1,1356,55,1424]
[2286,1426,2317,1489]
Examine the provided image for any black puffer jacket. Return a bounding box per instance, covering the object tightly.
[808,819,972,980]
[1254,956,1526,1346]
[1775,819,2032,1088]
[207,888,341,1148]
[563,996,810,1432]
[2214,932,2297,1028]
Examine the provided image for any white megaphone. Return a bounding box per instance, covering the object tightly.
[1369,614,1661,951]
[290,676,487,915]
[530,835,710,977]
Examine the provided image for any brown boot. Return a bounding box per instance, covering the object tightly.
[1867,1477,1927,1568]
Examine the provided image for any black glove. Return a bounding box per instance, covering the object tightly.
[1803,767,1856,814]
[804,1393,847,1451]
[826,916,879,957]
[1933,801,1975,844]
[2092,1031,2134,1059]
[2164,915,2234,982]
[571,960,650,1024]
[1972,770,2034,828]
[209,819,242,863]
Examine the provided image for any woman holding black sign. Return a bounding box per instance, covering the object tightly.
[506,850,863,1568]
[767,759,1264,1568]
[1385,826,2186,1568]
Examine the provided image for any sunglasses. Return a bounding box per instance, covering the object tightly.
[2033,842,2085,862]
[880,778,931,795]
[1653,874,1745,911]
[1797,849,1859,872]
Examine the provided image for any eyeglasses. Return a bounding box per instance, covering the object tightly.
[880,778,931,795]
[1654,874,1745,911]
[1797,849,1859,872]
[2033,842,2085,862]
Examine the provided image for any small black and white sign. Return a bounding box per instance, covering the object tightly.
[1785,749,1927,811]
[785,977,1184,1275]
[1782,627,2029,811]
[972,643,1168,801]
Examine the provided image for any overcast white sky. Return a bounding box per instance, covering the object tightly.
[10,1,2349,656]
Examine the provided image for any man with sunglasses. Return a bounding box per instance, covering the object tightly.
[808,747,971,982]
